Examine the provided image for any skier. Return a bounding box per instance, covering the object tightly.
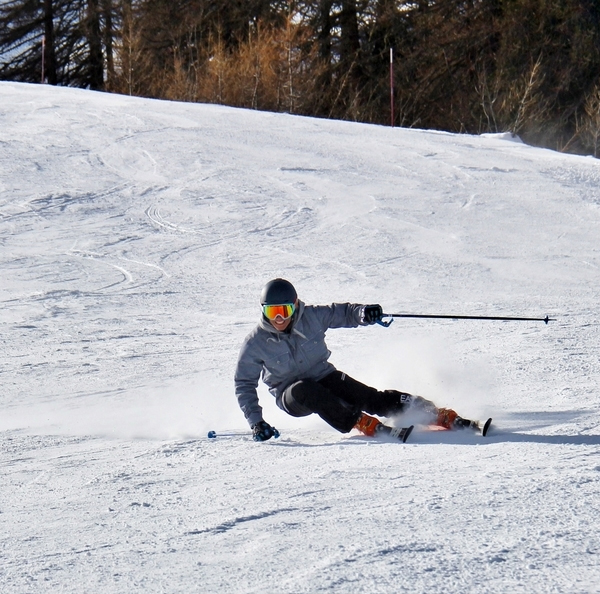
[235,278,471,441]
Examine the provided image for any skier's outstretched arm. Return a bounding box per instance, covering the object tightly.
[234,341,279,441]
[234,346,264,428]
[315,302,383,329]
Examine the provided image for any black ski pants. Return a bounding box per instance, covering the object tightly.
[280,370,420,433]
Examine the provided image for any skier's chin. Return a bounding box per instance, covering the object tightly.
[272,319,290,331]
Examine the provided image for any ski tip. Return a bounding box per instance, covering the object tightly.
[482,418,493,437]
[403,425,415,443]
[207,431,217,439]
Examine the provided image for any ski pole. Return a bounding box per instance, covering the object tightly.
[378,313,555,327]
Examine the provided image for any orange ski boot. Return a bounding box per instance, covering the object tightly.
[354,413,382,437]
[435,407,459,429]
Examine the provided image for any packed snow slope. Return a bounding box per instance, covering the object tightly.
[1,82,599,593]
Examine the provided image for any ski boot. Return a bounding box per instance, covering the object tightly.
[354,412,381,436]
[435,407,460,429]
[436,408,492,436]
[354,413,413,443]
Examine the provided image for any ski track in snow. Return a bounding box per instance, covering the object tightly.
[1,82,600,593]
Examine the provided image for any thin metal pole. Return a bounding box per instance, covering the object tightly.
[384,313,554,324]
[41,35,45,84]
[390,48,394,127]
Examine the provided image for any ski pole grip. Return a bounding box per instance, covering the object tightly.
[377,316,394,327]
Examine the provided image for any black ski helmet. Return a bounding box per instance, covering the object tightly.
[260,278,297,305]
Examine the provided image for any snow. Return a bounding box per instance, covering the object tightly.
[1,81,599,593]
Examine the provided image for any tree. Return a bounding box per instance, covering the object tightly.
[1,0,51,83]
[3,0,600,156]
[0,0,122,89]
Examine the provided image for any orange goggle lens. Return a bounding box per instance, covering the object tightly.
[262,303,296,320]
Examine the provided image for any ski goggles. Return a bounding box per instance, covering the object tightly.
[262,303,296,321]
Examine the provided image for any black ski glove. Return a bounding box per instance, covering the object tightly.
[252,420,280,442]
[363,304,383,325]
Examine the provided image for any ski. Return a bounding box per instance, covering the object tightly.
[482,417,493,437]
[456,417,493,436]
[376,423,414,443]
[426,417,493,436]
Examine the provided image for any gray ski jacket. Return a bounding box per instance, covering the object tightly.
[234,301,369,426]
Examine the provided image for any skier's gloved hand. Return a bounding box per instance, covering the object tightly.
[363,304,383,325]
[252,420,280,442]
